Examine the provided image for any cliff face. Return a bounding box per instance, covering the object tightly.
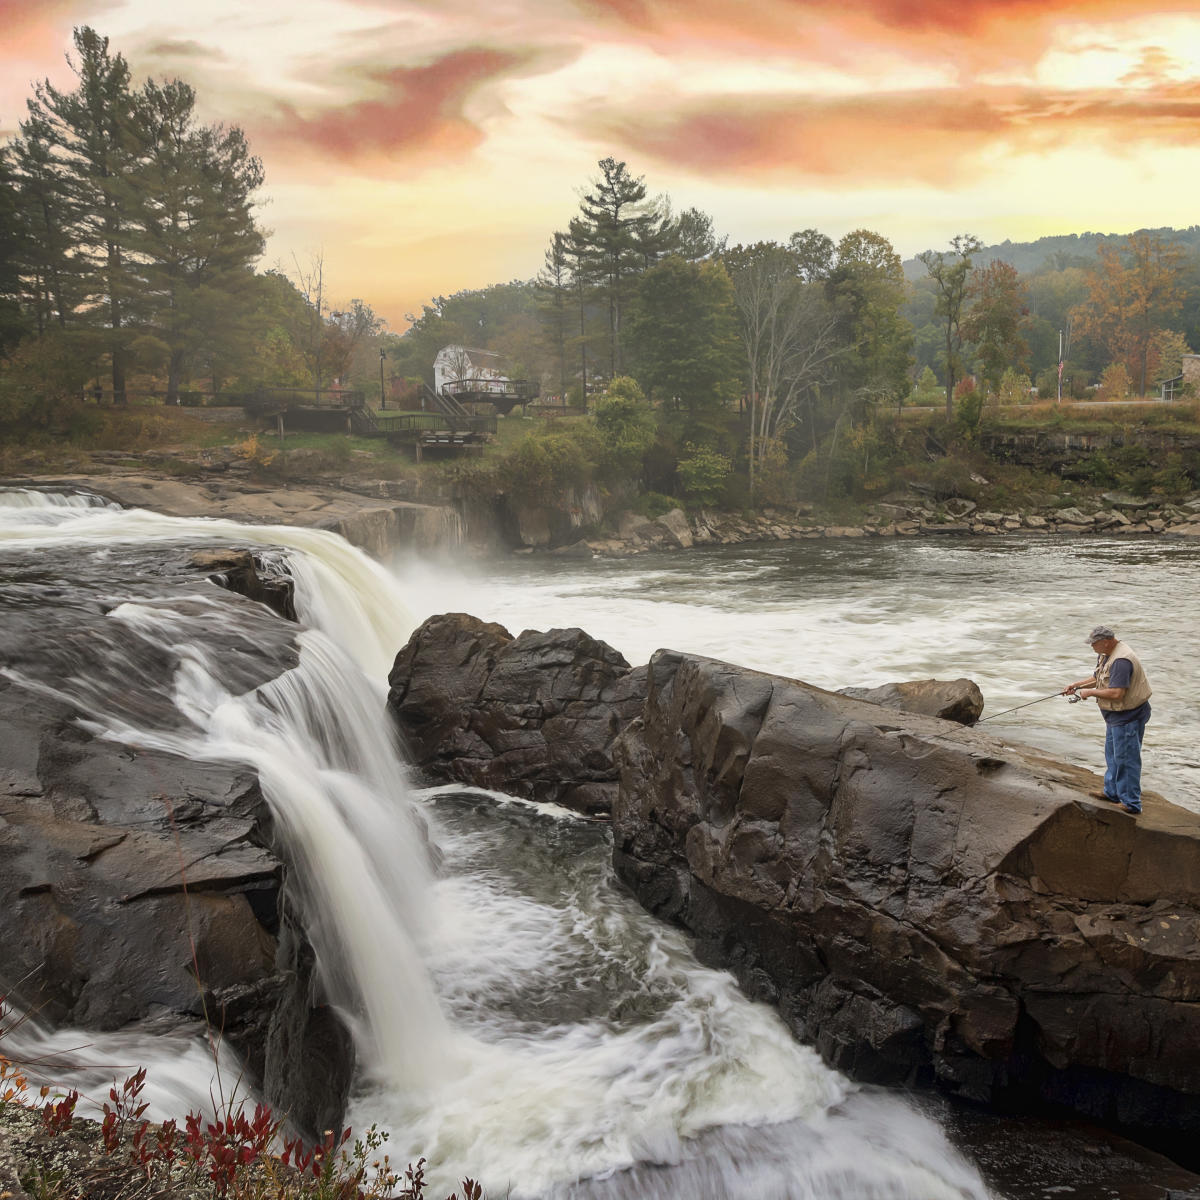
[611,649,1200,1140]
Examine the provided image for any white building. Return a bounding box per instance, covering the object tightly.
[433,346,509,397]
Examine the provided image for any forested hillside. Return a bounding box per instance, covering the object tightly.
[4,28,1200,514]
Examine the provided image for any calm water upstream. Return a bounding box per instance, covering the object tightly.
[3,488,1197,1199]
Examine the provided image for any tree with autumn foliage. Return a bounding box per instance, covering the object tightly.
[1072,232,1184,396]
[961,260,1029,398]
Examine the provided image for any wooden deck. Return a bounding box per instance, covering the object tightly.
[372,411,497,459]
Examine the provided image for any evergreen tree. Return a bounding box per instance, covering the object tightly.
[565,216,601,400]
[0,158,29,354]
[134,78,264,402]
[535,232,571,397]
[24,27,145,402]
[4,118,78,337]
[572,158,663,379]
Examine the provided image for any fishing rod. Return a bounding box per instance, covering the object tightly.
[977,690,1082,723]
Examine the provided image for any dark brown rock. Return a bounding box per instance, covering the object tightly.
[387,613,646,814]
[190,547,296,621]
[611,649,1200,1147]
[838,677,985,724]
[0,548,354,1141]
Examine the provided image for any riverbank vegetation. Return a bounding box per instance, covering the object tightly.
[1,1000,481,1200]
[3,28,1200,523]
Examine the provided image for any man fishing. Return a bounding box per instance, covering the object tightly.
[1062,624,1152,816]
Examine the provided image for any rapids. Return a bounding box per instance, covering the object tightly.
[3,484,1194,1197]
[393,538,1200,815]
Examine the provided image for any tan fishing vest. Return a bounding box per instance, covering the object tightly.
[1095,641,1152,712]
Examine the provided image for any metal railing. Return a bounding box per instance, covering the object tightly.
[441,377,539,401]
[1160,373,1185,402]
[372,412,497,438]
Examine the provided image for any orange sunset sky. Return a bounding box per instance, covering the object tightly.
[3,0,1200,330]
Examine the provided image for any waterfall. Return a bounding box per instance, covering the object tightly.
[414,504,464,551]
[0,488,994,1200]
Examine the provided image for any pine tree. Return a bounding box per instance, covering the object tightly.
[24,27,145,402]
[572,158,662,379]
[0,157,29,353]
[134,78,264,402]
[4,118,79,337]
[534,232,572,398]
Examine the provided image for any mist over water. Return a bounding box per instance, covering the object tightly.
[20,489,1200,1195]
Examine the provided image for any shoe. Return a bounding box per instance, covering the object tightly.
[1089,791,1120,803]
[1119,803,1140,816]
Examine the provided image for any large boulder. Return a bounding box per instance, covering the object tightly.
[387,614,646,814]
[612,649,1200,1147]
[837,678,984,724]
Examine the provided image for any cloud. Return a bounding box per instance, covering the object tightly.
[137,38,229,66]
[249,44,572,173]
[1119,45,1183,86]
[564,0,1200,71]
[577,78,1200,185]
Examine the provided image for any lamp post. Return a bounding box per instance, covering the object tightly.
[379,347,386,410]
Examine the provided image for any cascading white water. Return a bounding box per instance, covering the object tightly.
[0,488,994,1199]
[3,1017,245,1125]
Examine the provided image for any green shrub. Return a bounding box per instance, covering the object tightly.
[676,442,732,507]
[631,491,679,518]
[592,378,655,475]
[497,427,594,504]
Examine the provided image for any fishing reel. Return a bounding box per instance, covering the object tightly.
[1066,691,1085,704]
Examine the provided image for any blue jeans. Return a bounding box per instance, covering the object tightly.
[1103,712,1149,812]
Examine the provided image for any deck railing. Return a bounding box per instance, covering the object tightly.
[372,412,497,438]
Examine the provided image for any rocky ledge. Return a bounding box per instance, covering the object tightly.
[3,473,462,559]
[389,616,1200,1154]
[0,544,353,1139]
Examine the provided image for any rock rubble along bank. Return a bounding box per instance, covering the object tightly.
[569,490,1200,558]
[388,616,1200,1153]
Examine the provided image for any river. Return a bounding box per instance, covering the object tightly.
[1,487,1196,1200]
[396,536,1200,815]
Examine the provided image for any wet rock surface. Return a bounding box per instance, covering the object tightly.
[395,614,1200,1158]
[610,648,1200,1157]
[0,542,353,1138]
[189,547,296,621]
[387,613,647,814]
[837,677,985,724]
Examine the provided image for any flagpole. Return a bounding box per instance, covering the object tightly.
[1057,329,1063,404]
